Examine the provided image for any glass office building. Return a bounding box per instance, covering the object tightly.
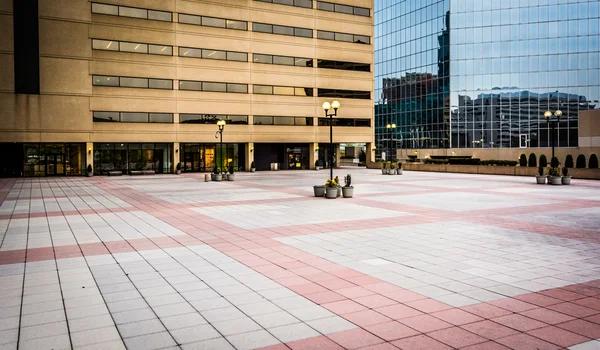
[375,0,600,154]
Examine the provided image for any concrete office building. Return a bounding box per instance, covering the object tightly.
[0,0,374,176]
[374,0,600,162]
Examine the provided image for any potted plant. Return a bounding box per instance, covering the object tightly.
[397,162,403,175]
[315,160,321,171]
[213,166,221,181]
[227,164,235,181]
[381,161,388,175]
[389,162,396,175]
[342,174,353,198]
[325,178,338,199]
[561,167,571,185]
[536,166,546,184]
[548,167,561,185]
[176,162,182,175]
[313,184,325,197]
[251,161,256,173]
[334,176,341,197]
[86,164,93,177]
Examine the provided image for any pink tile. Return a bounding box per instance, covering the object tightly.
[520,307,576,325]
[548,302,600,318]
[460,341,511,350]
[318,278,356,291]
[336,286,376,299]
[356,344,399,350]
[491,314,547,332]
[374,304,424,320]
[398,314,453,333]
[556,319,600,339]
[382,289,426,303]
[289,283,329,295]
[460,320,520,340]
[427,326,487,348]
[342,309,393,327]
[391,334,452,350]
[461,304,513,319]
[405,298,452,313]
[305,291,347,304]
[322,300,369,315]
[527,326,590,347]
[514,293,562,307]
[430,308,483,326]
[255,344,288,350]
[354,295,397,309]
[572,297,600,311]
[489,298,538,313]
[495,333,561,350]
[327,329,384,349]
[364,321,420,341]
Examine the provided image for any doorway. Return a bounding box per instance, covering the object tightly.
[519,134,529,148]
[45,154,65,176]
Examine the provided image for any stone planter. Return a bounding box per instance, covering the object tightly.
[214,174,222,181]
[389,169,396,175]
[315,166,321,171]
[381,168,388,175]
[396,169,403,175]
[342,186,354,198]
[550,176,562,185]
[337,186,341,198]
[313,185,325,197]
[561,176,571,185]
[205,174,211,182]
[227,174,235,181]
[546,176,552,185]
[325,187,337,199]
[535,175,546,184]
[86,171,93,177]
[176,170,182,175]
[211,174,216,181]
[251,168,256,173]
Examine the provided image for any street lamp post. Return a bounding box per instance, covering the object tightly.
[386,123,396,160]
[215,120,226,173]
[322,100,341,181]
[544,110,562,162]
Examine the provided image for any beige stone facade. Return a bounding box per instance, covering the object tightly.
[0,0,374,175]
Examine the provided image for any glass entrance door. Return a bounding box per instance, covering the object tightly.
[45,154,65,176]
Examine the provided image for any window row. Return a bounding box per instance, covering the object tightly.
[318,88,371,99]
[178,13,247,30]
[252,22,313,38]
[255,0,312,9]
[252,54,313,67]
[317,30,370,44]
[92,3,171,22]
[92,75,173,89]
[317,1,370,17]
[318,118,372,127]
[254,116,314,125]
[253,85,313,96]
[179,47,247,62]
[179,114,249,124]
[317,59,370,72]
[92,39,173,56]
[93,112,173,123]
[179,81,248,93]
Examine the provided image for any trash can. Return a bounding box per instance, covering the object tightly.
[205,174,211,182]
[270,162,279,171]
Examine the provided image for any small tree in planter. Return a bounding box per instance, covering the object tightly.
[550,157,559,168]
[389,162,396,175]
[561,167,571,185]
[86,164,93,177]
[381,161,388,175]
[250,161,256,173]
[342,174,353,198]
[548,167,562,185]
[324,178,338,199]
[176,162,182,175]
[590,154,599,169]
[212,166,221,181]
[539,154,548,167]
[397,161,403,175]
[564,155,574,168]
[519,154,527,166]
[315,160,321,171]
[576,154,586,168]
[227,164,235,181]
[528,153,537,167]
[536,166,546,184]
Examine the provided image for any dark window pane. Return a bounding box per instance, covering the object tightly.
[227,83,248,93]
[355,119,370,126]
[295,28,313,38]
[227,51,247,62]
[179,81,202,91]
[149,79,172,89]
[253,23,272,33]
[273,25,294,36]
[93,75,119,86]
[254,116,273,125]
[354,63,370,71]
[148,10,171,21]
[295,87,313,96]
[274,0,294,5]
[335,4,353,14]
[202,49,227,60]
[179,14,201,25]
[317,59,335,69]
[119,6,147,19]
[92,3,118,15]
[354,7,369,16]
[273,116,294,125]
[179,47,202,58]
[121,112,148,122]
[202,17,226,28]
[253,54,273,64]
[227,115,248,124]
[92,39,118,51]
[354,91,370,99]
[93,111,119,122]
[317,2,334,11]
[295,58,312,67]
[149,45,172,55]
[254,85,273,94]
[149,113,173,123]
[273,56,295,65]
[295,0,312,8]
[203,82,227,92]
[317,30,335,40]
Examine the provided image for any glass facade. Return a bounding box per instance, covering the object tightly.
[93,143,171,175]
[23,143,85,176]
[375,0,600,154]
[180,143,243,172]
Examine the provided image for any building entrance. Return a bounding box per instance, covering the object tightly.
[45,154,65,176]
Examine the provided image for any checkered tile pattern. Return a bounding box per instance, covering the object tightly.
[0,169,600,350]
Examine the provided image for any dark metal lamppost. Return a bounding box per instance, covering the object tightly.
[322,100,341,181]
[544,110,562,161]
[215,119,226,173]
[386,123,396,160]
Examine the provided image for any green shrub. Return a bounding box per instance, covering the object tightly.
[519,154,527,166]
[564,155,574,168]
[576,154,586,168]
[528,153,537,167]
[590,154,599,169]
[550,157,559,168]
[448,158,481,165]
[538,166,544,176]
[562,167,569,177]
[358,150,366,162]
[424,158,448,164]
[539,154,548,167]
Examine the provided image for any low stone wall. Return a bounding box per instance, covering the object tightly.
[403,163,600,180]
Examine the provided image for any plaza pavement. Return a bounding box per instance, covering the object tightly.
[1,168,600,350]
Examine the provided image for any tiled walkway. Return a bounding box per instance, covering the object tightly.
[1,169,600,350]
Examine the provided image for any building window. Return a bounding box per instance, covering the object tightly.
[179,47,247,62]
[93,111,174,123]
[93,40,173,56]
[317,30,370,44]
[318,118,371,127]
[178,13,247,31]
[316,1,370,17]
[255,0,312,9]
[254,85,313,96]
[92,3,172,22]
[179,114,248,124]
[179,80,248,94]
[252,23,313,38]
[92,75,173,89]
[93,143,172,175]
[317,59,370,72]
[254,116,314,126]
[318,88,370,99]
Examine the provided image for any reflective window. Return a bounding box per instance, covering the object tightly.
[179,80,248,93]
[253,22,312,38]
[120,42,148,53]
[253,85,273,94]
[92,39,118,51]
[148,79,172,89]
[256,0,312,9]
[92,3,172,22]
[92,39,172,56]
[202,17,226,28]
[120,77,147,88]
[149,113,173,123]
[203,82,227,92]
[93,111,173,123]
[254,84,313,96]
[316,1,370,17]
[318,118,371,127]
[179,114,248,124]
[273,86,295,95]
[119,6,146,19]
[93,111,119,122]
[179,81,202,91]
[92,75,119,86]
[317,30,370,44]
[253,116,313,125]
[202,49,227,60]
[317,59,370,72]
[253,53,312,67]
[318,88,370,99]
[178,13,247,31]
[179,47,247,62]
[92,75,173,89]
[120,112,148,122]
[227,83,248,93]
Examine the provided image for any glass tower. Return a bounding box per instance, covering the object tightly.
[375,0,600,154]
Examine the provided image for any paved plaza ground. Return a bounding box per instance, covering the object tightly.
[1,169,600,350]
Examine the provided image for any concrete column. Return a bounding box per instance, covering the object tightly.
[245,142,254,171]
[86,142,93,171]
[309,143,318,169]
[366,142,375,163]
[335,144,341,168]
[173,142,179,173]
